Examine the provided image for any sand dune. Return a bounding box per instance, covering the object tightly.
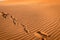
[0,3,60,40]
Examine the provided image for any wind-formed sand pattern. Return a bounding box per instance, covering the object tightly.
[0,3,60,40]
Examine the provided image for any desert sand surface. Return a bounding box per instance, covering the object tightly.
[0,1,60,40]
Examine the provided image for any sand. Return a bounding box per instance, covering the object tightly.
[0,3,60,40]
